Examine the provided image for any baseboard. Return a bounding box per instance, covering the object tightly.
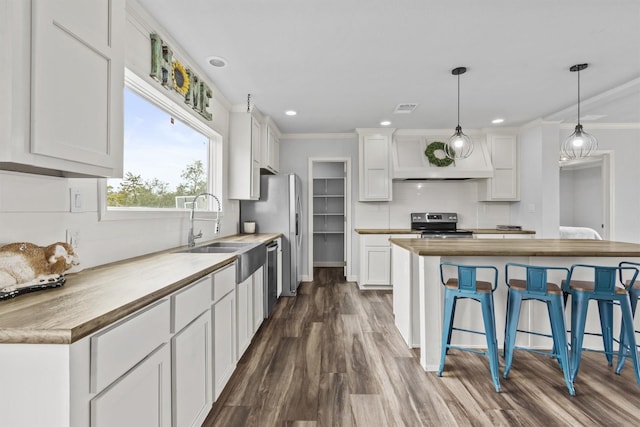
[313,262,346,267]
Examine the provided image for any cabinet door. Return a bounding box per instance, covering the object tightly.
[253,267,264,333]
[213,290,236,400]
[91,344,171,427]
[479,134,518,201]
[30,0,124,176]
[172,311,212,427]
[251,116,261,199]
[363,246,391,286]
[236,276,252,357]
[359,134,392,201]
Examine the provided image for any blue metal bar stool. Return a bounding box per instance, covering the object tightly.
[564,263,640,386]
[615,261,640,375]
[438,262,501,392]
[503,263,574,395]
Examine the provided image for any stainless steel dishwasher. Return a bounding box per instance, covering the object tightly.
[265,241,278,318]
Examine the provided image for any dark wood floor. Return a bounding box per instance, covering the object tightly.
[204,268,640,426]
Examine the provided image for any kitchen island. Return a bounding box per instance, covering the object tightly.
[389,238,640,371]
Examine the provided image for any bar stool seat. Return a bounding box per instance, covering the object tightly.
[503,263,574,395]
[564,263,640,386]
[438,262,501,392]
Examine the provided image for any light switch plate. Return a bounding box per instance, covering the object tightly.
[70,188,82,212]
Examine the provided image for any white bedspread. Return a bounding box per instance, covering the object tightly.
[559,226,603,240]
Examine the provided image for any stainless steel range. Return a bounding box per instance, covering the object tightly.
[411,212,473,238]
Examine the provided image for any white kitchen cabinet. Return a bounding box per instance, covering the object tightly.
[253,266,264,333]
[172,312,212,427]
[236,274,252,357]
[170,276,213,427]
[0,0,125,177]
[475,233,534,239]
[261,117,280,174]
[237,266,265,357]
[91,343,171,427]
[359,234,392,288]
[478,134,519,201]
[213,264,237,400]
[229,111,261,200]
[357,128,395,201]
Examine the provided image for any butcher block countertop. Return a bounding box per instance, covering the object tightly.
[355,228,536,235]
[389,238,640,257]
[0,233,281,345]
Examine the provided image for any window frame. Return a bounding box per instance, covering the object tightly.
[98,69,223,221]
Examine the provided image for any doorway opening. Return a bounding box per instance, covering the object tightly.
[559,150,614,239]
[308,158,351,279]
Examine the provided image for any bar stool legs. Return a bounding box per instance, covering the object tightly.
[437,262,501,393]
[566,263,640,387]
[503,263,574,395]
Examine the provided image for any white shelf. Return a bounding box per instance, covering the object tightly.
[313,194,344,198]
[313,212,344,216]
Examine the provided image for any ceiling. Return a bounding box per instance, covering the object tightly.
[138,0,640,134]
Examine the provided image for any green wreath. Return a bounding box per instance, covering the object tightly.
[425,141,455,167]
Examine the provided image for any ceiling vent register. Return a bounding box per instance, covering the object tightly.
[393,103,418,114]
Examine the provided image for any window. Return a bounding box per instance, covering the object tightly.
[101,70,222,219]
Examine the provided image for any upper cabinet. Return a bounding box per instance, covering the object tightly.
[229,111,261,200]
[478,133,519,201]
[0,0,125,177]
[261,117,280,175]
[357,128,395,201]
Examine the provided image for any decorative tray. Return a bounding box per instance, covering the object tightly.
[0,276,66,301]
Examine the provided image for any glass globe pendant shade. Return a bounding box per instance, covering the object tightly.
[445,125,473,159]
[561,123,598,159]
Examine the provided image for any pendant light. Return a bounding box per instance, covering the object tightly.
[561,63,597,159]
[445,67,473,159]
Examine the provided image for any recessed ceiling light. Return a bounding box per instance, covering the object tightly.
[380,120,391,126]
[285,110,297,116]
[207,56,228,68]
[491,118,505,124]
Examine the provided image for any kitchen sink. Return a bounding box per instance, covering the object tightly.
[180,241,266,283]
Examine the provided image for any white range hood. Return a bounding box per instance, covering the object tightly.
[392,134,494,180]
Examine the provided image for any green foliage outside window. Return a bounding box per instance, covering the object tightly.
[107,160,207,208]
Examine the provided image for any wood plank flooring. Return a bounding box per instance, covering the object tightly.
[204,268,640,426]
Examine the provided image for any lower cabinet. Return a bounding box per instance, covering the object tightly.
[213,265,237,401]
[252,266,264,334]
[0,257,274,426]
[91,344,172,427]
[172,312,212,427]
[237,266,265,359]
[236,275,252,357]
[359,234,402,288]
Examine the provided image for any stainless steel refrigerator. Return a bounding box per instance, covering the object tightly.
[240,174,302,296]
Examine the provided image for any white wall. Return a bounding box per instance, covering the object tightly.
[559,127,640,243]
[279,135,358,280]
[511,121,561,238]
[0,2,238,269]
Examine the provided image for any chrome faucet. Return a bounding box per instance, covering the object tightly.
[188,192,222,247]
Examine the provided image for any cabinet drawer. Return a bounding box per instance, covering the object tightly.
[364,234,392,246]
[171,275,212,333]
[213,263,236,302]
[91,299,170,393]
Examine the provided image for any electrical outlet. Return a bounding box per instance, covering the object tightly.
[66,229,80,250]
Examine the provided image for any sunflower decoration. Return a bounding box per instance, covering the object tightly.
[171,60,190,95]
